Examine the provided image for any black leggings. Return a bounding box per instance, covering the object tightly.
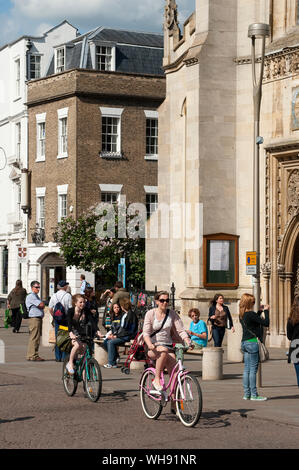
[11,307,22,331]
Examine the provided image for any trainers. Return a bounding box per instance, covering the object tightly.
[243,396,250,400]
[250,395,267,401]
[103,363,117,368]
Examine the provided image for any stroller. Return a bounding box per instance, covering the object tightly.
[120,329,151,374]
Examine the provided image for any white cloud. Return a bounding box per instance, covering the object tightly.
[0,0,195,47]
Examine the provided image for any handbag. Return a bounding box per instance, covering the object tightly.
[56,328,72,353]
[257,337,269,363]
[4,308,12,328]
[242,320,269,363]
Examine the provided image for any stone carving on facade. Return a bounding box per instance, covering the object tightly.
[164,0,179,30]
[236,45,299,83]
[288,169,299,218]
[277,263,286,278]
[294,264,299,297]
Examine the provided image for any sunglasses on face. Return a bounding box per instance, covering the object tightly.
[159,299,169,303]
[33,285,40,289]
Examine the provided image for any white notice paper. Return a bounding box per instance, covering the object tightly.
[209,240,230,271]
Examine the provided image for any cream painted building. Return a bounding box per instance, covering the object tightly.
[146,0,299,347]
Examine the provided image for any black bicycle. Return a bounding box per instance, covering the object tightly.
[62,334,102,402]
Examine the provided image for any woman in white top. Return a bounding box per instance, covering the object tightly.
[143,291,191,391]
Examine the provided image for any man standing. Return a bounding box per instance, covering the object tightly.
[26,281,45,362]
[49,280,72,362]
[80,274,87,294]
[111,281,130,308]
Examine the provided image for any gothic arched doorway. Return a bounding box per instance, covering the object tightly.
[292,233,299,301]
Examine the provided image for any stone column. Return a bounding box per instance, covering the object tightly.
[227,315,243,362]
[278,264,286,336]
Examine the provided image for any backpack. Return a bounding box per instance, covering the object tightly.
[53,293,67,324]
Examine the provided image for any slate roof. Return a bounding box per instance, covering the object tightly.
[46,27,164,77]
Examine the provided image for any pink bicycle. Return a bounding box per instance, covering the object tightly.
[139,346,202,427]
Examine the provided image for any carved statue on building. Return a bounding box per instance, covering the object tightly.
[288,169,299,218]
[164,0,179,30]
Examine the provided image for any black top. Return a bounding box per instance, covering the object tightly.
[67,307,98,338]
[208,304,234,329]
[240,310,269,342]
[85,296,99,324]
[286,319,299,363]
[111,309,138,340]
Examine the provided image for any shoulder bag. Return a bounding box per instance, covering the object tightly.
[242,319,269,363]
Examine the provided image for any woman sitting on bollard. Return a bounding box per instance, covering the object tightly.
[208,293,235,347]
[286,295,299,387]
[103,298,138,369]
[239,293,269,401]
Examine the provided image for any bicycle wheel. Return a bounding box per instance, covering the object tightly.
[140,369,163,420]
[62,356,78,397]
[175,374,202,427]
[84,358,102,402]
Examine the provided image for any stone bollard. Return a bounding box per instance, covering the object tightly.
[227,315,243,362]
[129,358,145,371]
[42,307,54,347]
[94,341,108,366]
[202,347,223,380]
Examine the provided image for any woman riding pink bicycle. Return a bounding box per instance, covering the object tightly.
[143,290,192,413]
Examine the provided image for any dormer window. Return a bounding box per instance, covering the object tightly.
[55,47,65,73]
[96,46,113,71]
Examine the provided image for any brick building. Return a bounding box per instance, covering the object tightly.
[26,28,165,299]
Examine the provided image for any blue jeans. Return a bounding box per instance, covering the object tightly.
[241,340,259,397]
[103,336,130,366]
[54,321,66,362]
[212,327,226,347]
[294,363,299,387]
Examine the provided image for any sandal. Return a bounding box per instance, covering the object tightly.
[66,363,75,374]
[152,380,163,392]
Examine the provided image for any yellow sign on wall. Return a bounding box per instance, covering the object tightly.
[246,251,257,266]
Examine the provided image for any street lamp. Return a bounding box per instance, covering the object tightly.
[248,23,270,311]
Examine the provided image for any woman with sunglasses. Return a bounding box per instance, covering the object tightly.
[143,291,191,392]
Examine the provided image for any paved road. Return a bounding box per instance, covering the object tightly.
[1,319,299,452]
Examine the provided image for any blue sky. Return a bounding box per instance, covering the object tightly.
[0,0,195,46]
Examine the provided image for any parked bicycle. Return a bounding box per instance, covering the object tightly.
[62,333,102,402]
[139,345,202,427]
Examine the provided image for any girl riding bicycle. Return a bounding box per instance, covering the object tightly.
[66,294,101,374]
[143,291,192,393]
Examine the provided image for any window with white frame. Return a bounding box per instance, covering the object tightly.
[36,113,46,161]
[57,185,68,222]
[100,107,123,157]
[36,187,46,229]
[30,55,41,79]
[55,47,65,73]
[96,46,113,71]
[57,108,68,158]
[99,184,122,204]
[144,110,158,159]
[144,186,158,218]
[15,122,21,161]
[15,58,20,97]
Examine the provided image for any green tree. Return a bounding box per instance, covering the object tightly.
[54,204,145,287]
